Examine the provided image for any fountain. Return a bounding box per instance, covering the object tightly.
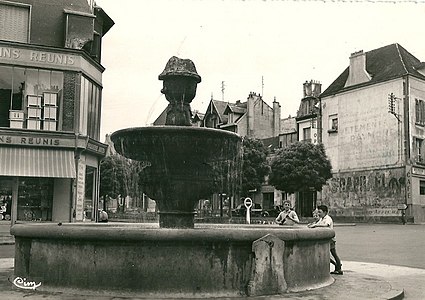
[111,56,242,229]
[11,57,334,298]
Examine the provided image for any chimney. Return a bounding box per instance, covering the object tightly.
[273,96,281,137]
[344,50,371,87]
[303,80,322,98]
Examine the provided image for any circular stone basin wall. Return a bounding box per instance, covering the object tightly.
[12,223,334,298]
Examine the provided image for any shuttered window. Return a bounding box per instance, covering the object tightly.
[0,3,30,43]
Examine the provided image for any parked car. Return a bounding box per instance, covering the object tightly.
[232,203,264,217]
[260,206,281,218]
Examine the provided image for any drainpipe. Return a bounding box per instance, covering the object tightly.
[11,177,19,225]
[403,75,412,219]
[318,97,322,144]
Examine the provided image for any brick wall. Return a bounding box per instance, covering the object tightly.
[62,72,77,131]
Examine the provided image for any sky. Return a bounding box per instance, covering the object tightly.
[96,0,425,140]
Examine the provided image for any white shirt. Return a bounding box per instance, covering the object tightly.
[316,214,335,241]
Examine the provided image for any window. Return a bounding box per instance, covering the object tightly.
[17,178,54,221]
[65,11,94,49]
[0,66,63,130]
[328,114,338,132]
[415,99,425,126]
[0,3,30,43]
[84,166,96,221]
[420,181,425,195]
[415,138,424,162]
[303,127,311,141]
[79,76,101,139]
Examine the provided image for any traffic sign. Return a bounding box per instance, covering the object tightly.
[244,197,252,224]
[244,197,253,209]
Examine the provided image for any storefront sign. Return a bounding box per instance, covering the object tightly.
[0,46,76,66]
[75,162,86,221]
[0,135,74,148]
[365,208,399,216]
[412,167,425,176]
[86,140,107,155]
[0,44,102,84]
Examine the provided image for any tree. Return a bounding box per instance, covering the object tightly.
[241,137,270,196]
[269,142,332,194]
[100,154,144,212]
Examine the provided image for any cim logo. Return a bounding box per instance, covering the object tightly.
[12,277,41,290]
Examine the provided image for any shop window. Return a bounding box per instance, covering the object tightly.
[0,66,63,130]
[420,181,425,195]
[0,177,13,221]
[0,3,30,43]
[17,178,53,222]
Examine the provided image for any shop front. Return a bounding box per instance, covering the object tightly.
[0,131,107,224]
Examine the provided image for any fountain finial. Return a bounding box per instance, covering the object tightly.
[158,56,201,83]
[159,56,202,126]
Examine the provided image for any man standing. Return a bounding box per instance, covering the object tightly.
[308,204,343,275]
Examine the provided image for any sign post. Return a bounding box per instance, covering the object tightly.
[244,197,253,224]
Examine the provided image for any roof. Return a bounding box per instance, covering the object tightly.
[223,102,247,115]
[280,117,297,134]
[321,43,425,98]
[210,100,229,123]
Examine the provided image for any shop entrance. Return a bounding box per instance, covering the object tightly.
[0,177,13,221]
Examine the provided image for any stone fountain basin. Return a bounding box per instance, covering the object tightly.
[110,126,243,228]
[12,223,334,298]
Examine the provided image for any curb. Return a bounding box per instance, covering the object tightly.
[379,288,404,300]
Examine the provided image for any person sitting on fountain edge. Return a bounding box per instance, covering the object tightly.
[98,209,109,223]
[308,205,343,275]
[275,200,299,225]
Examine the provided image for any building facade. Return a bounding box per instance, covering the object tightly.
[320,44,425,223]
[0,0,113,223]
[203,92,281,139]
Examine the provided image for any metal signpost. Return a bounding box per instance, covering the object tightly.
[244,197,252,224]
[397,203,408,225]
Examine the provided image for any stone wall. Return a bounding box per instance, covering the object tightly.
[321,166,406,222]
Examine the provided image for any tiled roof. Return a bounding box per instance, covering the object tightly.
[211,100,229,123]
[321,43,425,98]
[224,102,247,115]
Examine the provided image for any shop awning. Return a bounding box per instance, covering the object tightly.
[0,147,76,178]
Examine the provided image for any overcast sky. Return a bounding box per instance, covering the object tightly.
[96,0,425,140]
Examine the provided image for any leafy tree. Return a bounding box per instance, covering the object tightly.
[269,142,332,194]
[241,137,270,196]
[100,154,145,212]
[100,154,126,199]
